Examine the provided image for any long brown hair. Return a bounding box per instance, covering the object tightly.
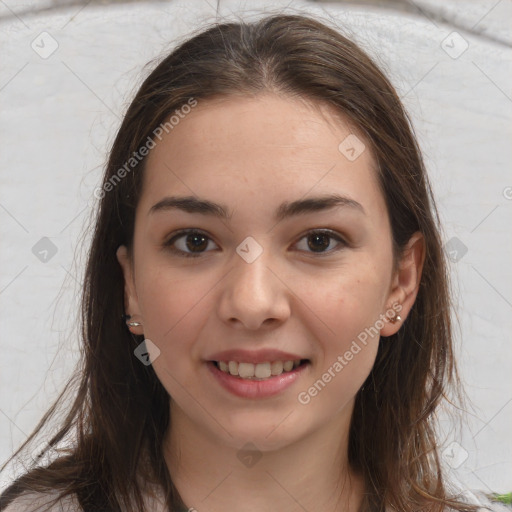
[1,12,476,512]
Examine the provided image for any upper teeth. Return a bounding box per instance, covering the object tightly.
[217,360,302,379]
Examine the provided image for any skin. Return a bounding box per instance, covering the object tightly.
[117,93,425,512]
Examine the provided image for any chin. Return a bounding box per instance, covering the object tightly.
[215,413,312,452]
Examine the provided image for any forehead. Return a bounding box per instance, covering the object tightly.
[139,93,385,220]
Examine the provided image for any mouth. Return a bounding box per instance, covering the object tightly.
[211,359,311,380]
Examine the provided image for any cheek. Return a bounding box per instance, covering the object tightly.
[303,259,386,385]
[137,268,213,400]
[135,263,216,363]
[298,279,382,414]
[309,259,388,340]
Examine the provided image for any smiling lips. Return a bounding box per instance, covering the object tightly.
[207,349,309,380]
[207,359,309,399]
[215,359,303,379]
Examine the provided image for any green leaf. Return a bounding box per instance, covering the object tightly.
[491,492,512,505]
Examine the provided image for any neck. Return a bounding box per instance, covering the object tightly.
[163,400,364,512]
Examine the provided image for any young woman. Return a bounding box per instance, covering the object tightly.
[0,12,507,512]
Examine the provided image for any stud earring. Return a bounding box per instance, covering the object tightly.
[389,314,402,324]
[123,314,142,329]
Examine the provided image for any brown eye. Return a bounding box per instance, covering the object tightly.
[295,230,347,255]
[307,232,330,252]
[163,228,347,259]
[164,230,217,258]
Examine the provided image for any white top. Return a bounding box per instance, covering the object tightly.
[2,487,510,511]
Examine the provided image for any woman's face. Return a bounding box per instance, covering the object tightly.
[117,93,411,451]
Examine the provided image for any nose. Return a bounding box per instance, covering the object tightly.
[217,248,291,331]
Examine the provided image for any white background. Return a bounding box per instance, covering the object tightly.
[1,0,511,496]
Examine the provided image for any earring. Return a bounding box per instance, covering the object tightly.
[123,314,142,329]
[389,314,402,324]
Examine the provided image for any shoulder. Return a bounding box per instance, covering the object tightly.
[1,490,81,512]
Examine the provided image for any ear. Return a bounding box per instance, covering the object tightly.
[116,245,144,336]
[380,231,425,337]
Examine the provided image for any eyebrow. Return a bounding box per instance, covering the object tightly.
[148,193,365,222]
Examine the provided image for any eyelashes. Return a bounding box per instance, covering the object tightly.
[162,228,348,259]
[163,229,217,258]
